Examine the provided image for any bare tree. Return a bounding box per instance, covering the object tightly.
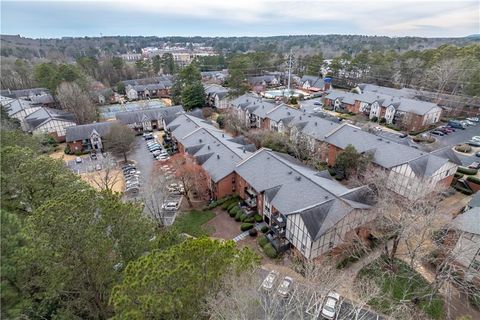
[169,153,210,207]
[221,109,249,136]
[56,81,97,124]
[103,123,136,163]
[143,165,170,227]
[89,155,121,193]
[206,261,380,320]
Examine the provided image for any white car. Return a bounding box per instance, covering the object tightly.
[277,276,293,298]
[471,136,480,142]
[261,270,279,291]
[321,292,340,320]
[467,117,479,122]
[75,157,82,163]
[162,201,179,211]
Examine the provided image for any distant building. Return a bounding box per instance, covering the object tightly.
[204,84,231,109]
[66,121,115,153]
[115,105,184,132]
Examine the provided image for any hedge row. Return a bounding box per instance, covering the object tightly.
[457,166,478,175]
[454,185,474,195]
[455,144,472,153]
[241,223,254,231]
[467,176,480,185]
[263,243,278,258]
[254,214,263,223]
[261,226,269,233]
[454,172,464,179]
[258,235,269,247]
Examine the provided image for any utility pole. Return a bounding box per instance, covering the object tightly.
[287,53,293,93]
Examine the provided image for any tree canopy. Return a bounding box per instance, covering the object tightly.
[110,237,259,320]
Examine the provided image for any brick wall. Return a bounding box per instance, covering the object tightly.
[214,172,236,199]
[68,140,83,152]
[327,144,343,166]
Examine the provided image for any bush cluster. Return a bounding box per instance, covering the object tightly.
[240,223,254,231]
[455,144,472,153]
[262,243,278,258]
[467,176,480,185]
[248,228,258,237]
[457,166,478,175]
[260,226,269,233]
[254,214,263,223]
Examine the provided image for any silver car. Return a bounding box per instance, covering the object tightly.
[321,291,340,320]
[261,270,279,291]
[277,276,293,298]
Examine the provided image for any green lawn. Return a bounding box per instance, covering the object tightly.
[174,210,215,237]
[357,256,444,319]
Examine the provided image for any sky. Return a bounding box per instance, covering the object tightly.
[1,0,479,38]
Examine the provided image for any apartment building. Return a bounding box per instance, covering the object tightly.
[115,105,184,132]
[66,121,115,153]
[235,149,374,259]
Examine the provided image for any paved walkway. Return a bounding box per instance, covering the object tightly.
[232,222,266,242]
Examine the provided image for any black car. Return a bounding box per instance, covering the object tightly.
[90,152,98,160]
[430,130,444,136]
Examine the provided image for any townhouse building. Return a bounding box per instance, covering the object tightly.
[325,124,460,199]
[204,84,231,109]
[324,88,443,131]
[448,207,480,283]
[1,96,41,130]
[235,149,375,259]
[24,107,76,141]
[66,121,116,153]
[115,105,184,132]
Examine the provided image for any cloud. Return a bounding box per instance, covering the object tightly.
[1,0,478,37]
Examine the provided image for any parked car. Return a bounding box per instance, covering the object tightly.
[463,120,476,126]
[468,140,480,147]
[440,127,454,133]
[447,121,466,129]
[90,153,98,160]
[471,136,480,142]
[467,117,479,122]
[156,155,170,161]
[468,162,480,169]
[436,128,450,134]
[162,201,180,211]
[430,130,444,136]
[277,276,294,298]
[320,292,340,320]
[476,152,480,157]
[261,270,280,291]
[75,157,82,163]
[95,164,102,171]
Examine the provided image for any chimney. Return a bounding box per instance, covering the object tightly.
[315,122,317,126]
[207,145,210,150]
[217,154,220,159]
[199,138,202,143]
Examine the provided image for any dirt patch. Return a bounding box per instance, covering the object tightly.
[79,169,125,193]
[49,144,77,162]
[204,208,242,239]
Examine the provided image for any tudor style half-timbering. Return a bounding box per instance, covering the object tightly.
[66,121,116,152]
[234,149,375,259]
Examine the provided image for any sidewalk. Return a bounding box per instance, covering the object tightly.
[232,222,266,242]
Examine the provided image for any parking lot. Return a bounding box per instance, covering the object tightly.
[431,122,480,148]
[66,152,114,174]
[124,135,182,224]
[257,268,384,320]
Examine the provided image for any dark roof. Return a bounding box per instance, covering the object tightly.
[65,121,116,142]
[24,107,76,130]
[468,192,480,208]
[0,87,50,99]
[115,106,184,124]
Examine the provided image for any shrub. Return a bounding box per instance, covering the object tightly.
[64,145,72,154]
[455,144,472,153]
[467,176,480,185]
[336,255,360,269]
[263,243,278,258]
[261,226,269,233]
[240,214,247,222]
[240,223,254,231]
[229,211,236,218]
[455,185,474,195]
[248,228,258,237]
[254,214,263,223]
[228,205,238,213]
[207,201,218,209]
[216,197,230,206]
[370,116,378,122]
[226,202,237,211]
[454,172,464,179]
[234,211,242,221]
[258,235,269,247]
[457,166,478,175]
[386,123,400,131]
[244,217,255,223]
[379,117,386,124]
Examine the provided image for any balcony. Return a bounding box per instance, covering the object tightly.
[245,187,257,198]
[271,224,286,237]
[266,231,290,253]
[271,214,286,228]
[244,197,257,208]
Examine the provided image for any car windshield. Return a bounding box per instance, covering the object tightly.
[324,305,335,313]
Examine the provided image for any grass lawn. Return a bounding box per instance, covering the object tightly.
[357,256,444,319]
[174,210,216,237]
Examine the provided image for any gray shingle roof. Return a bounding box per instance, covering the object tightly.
[265,104,303,123]
[235,149,373,240]
[115,106,184,124]
[452,207,480,235]
[301,75,324,88]
[24,107,76,130]
[2,98,37,116]
[65,121,116,142]
[0,88,50,99]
